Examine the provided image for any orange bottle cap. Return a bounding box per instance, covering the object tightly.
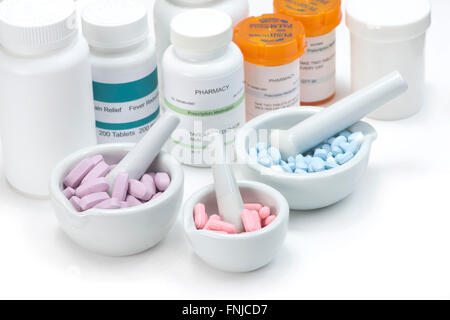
[274,0,342,37]
[233,14,306,67]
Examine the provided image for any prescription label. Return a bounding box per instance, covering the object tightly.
[245,59,300,120]
[300,30,336,103]
[164,68,245,166]
[92,65,159,144]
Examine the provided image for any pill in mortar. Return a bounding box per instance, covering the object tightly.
[111,172,129,201]
[75,177,109,198]
[63,158,96,188]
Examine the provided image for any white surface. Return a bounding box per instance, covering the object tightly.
[0,0,449,299]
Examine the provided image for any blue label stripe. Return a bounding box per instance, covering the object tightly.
[93,68,158,103]
[96,108,160,130]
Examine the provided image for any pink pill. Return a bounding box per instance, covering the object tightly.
[241,209,262,232]
[259,206,271,220]
[111,172,129,201]
[76,177,109,198]
[64,158,96,188]
[94,198,121,210]
[126,195,142,207]
[194,203,208,229]
[80,192,110,211]
[244,203,263,211]
[203,214,221,230]
[141,174,156,197]
[69,196,82,212]
[263,215,277,227]
[91,155,104,166]
[205,220,238,234]
[81,161,110,184]
[120,201,130,209]
[154,172,170,191]
[128,179,152,201]
[63,187,75,199]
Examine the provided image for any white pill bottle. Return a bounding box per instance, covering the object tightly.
[154,0,249,79]
[0,0,96,197]
[163,9,246,167]
[82,0,159,144]
[346,0,431,120]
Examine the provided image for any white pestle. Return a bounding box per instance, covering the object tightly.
[211,134,245,232]
[271,71,408,158]
[107,113,180,191]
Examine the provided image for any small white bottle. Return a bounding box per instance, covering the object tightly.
[163,9,246,167]
[82,0,159,143]
[154,0,249,92]
[0,0,96,197]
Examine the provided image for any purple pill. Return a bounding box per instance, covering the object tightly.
[112,172,129,201]
[129,179,152,201]
[141,174,156,198]
[126,195,142,207]
[91,155,104,166]
[70,196,82,212]
[94,198,121,210]
[80,192,110,211]
[76,177,109,198]
[63,187,75,199]
[154,172,170,192]
[64,158,96,188]
[81,161,110,184]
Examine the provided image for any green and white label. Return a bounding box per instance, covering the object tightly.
[164,68,245,166]
[93,66,159,143]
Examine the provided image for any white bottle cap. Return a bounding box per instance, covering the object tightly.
[170,8,233,52]
[346,0,431,42]
[0,0,77,55]
[81,0,148,50]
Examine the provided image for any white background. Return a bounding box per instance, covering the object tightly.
[0,0,449,300]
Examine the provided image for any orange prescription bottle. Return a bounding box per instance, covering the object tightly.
[274,0,342,105]
[234,14,306,120]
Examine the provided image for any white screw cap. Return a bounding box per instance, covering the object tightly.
[81,0,149,50]
[170,8,233,52]
[0,0,77,55]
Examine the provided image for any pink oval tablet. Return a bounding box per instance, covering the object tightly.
[64,158,96,188]
[81,161,110,184]
[111,172,129,201]
[76,177,109,198]
[154,172,170,192]
[244,203,263,211]
[91,155,104,166]
[128,179,152,201]
[126,195,142,207]
[70,196,82,212]
[264,215,277,227]
[205,220,238,234]
[141,174,156,198]
[80,192,110,211]
[63,187,75,199]
[241,209,262,232]
[94,198,121,210]
[259,206,271,220]
[194,203,208,229]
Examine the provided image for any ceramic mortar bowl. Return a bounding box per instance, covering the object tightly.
[235,107,378,211]
[50,143,184,257]
[183,181,289,273]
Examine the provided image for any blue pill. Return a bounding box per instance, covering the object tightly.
[296,160,308,171]
[325,161,338,170]
[304,155,312,165]
[295,168,307,174]
[259,148,268,157]
[336,152,353,165]
[328,137,336,145]
[268,147,282,165]
[310,157,325,172]
[347,140,362,154]
[339,130,352,138]
[321,143,332,153]
[258,155,273,167]
[280,161,293,173]
[332,146,343,156]
[340,142,350,153]
[287,156,295,163]
[295,154,304,162]
[331,135,347,149]
[314,148,328,160]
